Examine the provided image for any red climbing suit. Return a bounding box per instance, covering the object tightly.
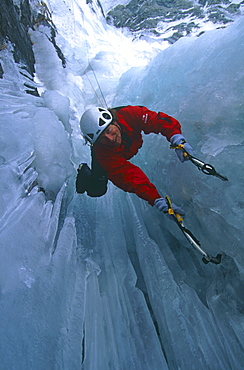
[94,105,182,205]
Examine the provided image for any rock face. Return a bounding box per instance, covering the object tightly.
[0,0,35,75]
[0,0,66,94]
[106,0,243,43]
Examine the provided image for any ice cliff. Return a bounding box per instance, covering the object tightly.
[0,0,243,369]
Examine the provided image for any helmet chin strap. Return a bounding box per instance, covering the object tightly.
[112,121,122,132]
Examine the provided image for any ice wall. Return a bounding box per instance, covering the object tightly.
[113,15,244,236]
[0,1,243,369]
[113,18,244,369]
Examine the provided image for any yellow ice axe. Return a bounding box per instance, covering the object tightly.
[165,196,221,265]
[170,144,228,181]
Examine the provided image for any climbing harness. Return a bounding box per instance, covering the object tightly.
[170,144,228,181]
[165,196,222,265]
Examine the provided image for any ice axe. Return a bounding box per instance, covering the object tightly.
[170,144,228,181]
[165,196,222,265]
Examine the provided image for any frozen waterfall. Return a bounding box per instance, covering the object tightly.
[0,0,243,369]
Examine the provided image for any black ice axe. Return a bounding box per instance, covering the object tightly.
[170,144,228,182]
[165,196,222,265]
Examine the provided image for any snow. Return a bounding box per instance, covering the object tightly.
[0,0,244,368]
[99,0,131,13]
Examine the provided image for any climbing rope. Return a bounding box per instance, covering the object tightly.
[74,0,108,108]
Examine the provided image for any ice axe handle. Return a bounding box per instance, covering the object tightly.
[170,145,228,181]
[165,195,184,224]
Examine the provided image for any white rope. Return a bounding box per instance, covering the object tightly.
[74,0,108,108]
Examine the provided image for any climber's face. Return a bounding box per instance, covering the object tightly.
[97,122,122,147]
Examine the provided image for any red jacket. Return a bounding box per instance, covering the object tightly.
[94,106,182,205]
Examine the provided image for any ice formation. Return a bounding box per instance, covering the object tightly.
[0,0,243,368]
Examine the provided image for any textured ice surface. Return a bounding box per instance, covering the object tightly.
[0,1,243,369]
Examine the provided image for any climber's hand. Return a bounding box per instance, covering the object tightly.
[154,197,185,220]
[170,134,193,162]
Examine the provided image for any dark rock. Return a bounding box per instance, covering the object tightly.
[0,0,66,94]
[33,5,66,68]
[106,0,242,43]
[86,0,105,17]
[0,0,35,75]
[50,28,66,68]
[0,63,3,78]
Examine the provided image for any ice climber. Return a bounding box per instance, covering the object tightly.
[76,106,193,217]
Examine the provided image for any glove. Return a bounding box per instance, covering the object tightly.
[170,134,193,162]
[154,197,185,220]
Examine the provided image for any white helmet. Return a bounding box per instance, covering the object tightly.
[80,107,113,144]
